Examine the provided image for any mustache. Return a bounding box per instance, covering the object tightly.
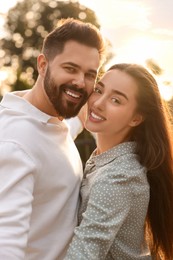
[61,84,87,95]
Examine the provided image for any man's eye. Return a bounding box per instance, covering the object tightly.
[86,73,96,81]
[65,67,76,73]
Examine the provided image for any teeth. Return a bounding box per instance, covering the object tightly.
[91,112,104,120]
[66,90,80,98]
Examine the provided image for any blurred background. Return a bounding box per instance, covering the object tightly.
[0,0,173,166]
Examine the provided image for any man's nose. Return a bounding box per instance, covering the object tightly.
[72,74,85,88]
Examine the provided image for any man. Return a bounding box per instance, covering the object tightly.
[0,18,105,259]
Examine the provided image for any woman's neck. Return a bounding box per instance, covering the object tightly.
[96,133,131,155]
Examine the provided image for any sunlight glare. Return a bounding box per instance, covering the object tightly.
[157,76,173,101]
[115,36,160,65]
[0,70,8,82]
[159,85,173,101]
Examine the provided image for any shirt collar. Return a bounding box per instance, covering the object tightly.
[87,142,137,168]
[1,90,63,124]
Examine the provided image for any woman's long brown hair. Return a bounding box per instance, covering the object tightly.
[109,63,173,259]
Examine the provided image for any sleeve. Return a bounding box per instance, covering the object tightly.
[65,170,132,260]
[0,141,36,259]
[65,117,96,141]
[65,117,84,140]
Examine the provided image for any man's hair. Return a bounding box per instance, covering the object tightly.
[42,18,105,64]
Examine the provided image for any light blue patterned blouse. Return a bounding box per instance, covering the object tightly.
[65,142,151,259]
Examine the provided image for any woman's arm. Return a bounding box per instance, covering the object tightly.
[64,170,132,260]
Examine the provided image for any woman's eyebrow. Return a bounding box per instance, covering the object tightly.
[97,81,104,88]
[111,89,128,100]
[97,81,128,100]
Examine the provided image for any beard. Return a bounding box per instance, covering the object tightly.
[44,67,89,119]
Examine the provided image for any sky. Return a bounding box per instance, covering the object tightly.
[0,0,173,99]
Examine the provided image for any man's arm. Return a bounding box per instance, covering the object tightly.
[0,141,35,259]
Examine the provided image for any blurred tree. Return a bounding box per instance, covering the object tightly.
[0,0,114,165]
[0,0,113,91]
[145,58,173,117]
[145,58,163,76]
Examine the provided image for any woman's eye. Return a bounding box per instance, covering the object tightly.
[94,87,101,94]
[112,97,120,104]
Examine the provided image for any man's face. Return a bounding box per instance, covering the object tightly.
[42,40,100,118]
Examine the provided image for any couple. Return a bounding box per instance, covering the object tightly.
[0,18,173,259]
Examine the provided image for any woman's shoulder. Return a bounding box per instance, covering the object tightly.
[94,151,147,184]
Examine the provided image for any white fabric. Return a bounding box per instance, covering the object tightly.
[66,117,96,141]
[66,117,84,140]
[0,91,83,260]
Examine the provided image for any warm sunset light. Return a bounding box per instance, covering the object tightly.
[0,70,8,82]
[114,36,160,65]
[0,0,173,100]
[159,85,173,101]
[0,73,9,97]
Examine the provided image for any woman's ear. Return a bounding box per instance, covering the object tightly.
[37,54,48,77]
[129,113,144,127]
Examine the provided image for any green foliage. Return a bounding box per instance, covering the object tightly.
[0,0,114,165]
[13,70,32,91]
[1,0,113,90]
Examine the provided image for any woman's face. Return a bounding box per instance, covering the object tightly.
[85,69,143,142]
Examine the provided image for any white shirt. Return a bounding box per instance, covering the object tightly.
[65,117,83,140]
[0,91,83,259]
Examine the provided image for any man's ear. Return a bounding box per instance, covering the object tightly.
[129,113,144,127]
[37,54,48,76]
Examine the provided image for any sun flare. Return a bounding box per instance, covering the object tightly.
[114,36,160,66]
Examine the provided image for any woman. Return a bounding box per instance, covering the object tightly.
[65,63,173,259]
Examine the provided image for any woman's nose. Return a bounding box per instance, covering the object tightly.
[93,96,105,110]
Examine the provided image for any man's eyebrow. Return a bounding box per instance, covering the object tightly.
[62,62,80,68]
[62,62,97,75]
[97,81,128,100]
